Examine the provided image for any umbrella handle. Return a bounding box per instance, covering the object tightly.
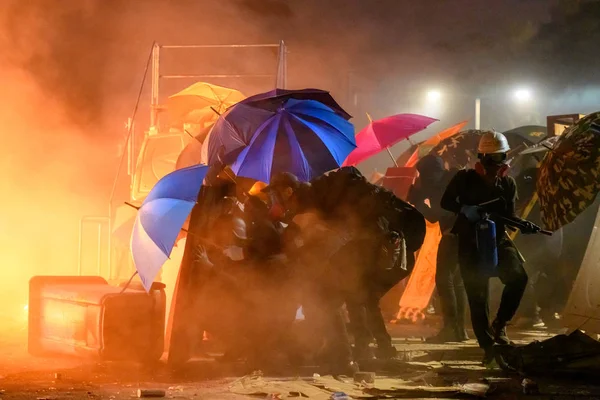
[125,201,140,210]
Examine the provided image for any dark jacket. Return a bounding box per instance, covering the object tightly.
[440,169,518,245]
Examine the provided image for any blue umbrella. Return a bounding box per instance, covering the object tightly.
[208,98,356,183]
[240,88,352,120]
[130,164,209,292]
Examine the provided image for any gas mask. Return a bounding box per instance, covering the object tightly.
[476,153,510,178]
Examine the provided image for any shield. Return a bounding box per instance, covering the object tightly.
[537,111,600,231]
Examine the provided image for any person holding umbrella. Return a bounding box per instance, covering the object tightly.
[440,131,541,367]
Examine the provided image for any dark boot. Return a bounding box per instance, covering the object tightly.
[353,344,375,363]
[375,345,398,360]
[491,319,511,345]
[426,325,459,343]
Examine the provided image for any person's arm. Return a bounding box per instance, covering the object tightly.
[440,170,465,214]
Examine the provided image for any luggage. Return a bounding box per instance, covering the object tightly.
[28,276,165,362]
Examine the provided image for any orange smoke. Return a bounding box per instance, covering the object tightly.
[0,65,115,321]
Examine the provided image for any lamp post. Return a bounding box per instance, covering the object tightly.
[425,88,533,130]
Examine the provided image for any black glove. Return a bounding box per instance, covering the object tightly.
[520,221,541,234]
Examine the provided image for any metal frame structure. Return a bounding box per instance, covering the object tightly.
[79,41,288,281]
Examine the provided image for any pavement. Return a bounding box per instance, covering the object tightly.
[1,319,599,400]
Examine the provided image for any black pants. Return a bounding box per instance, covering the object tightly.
[346,246,413,355]
[459,239,528,349]
[436,234,468,332]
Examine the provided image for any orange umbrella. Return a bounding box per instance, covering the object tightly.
[399,120,469,167]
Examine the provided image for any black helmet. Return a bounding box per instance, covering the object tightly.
[261,172,301,193]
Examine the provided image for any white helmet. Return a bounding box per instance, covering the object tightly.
[478,131,510,154]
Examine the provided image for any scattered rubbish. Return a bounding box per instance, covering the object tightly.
[313,373,321,378]
[482,377,512,384]
[331,392,349,400]
[521,379,539,395]
[289,391,309,398]
[230,374,321,398]
[353,371,375,384]
[265,394,283,399]
[460,383,490,398]
[496,330,600,376]
[137,389,166,398]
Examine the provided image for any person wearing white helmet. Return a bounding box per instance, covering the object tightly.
[440,130,541,368]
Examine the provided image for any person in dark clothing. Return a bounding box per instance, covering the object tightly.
[263,169,425,370]
[440,131,541,366]
[408,155,469,343]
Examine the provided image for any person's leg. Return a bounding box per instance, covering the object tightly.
[428,235,460,342]
[346,298,373,361]
[458,246,494,364]
[365,291,396,359]
[493,241,528,344]
[452,263,470,341]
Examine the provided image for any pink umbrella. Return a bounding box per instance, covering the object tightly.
[342,113,438,166]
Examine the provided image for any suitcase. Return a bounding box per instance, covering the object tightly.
[28,276,165,362]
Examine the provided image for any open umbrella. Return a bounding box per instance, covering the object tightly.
[240,88,352,120]
[537,111,600,231]
[519,136,560,156]
[210,98,355,183]
[503,125,547,145]
[131,164,209,292]
[168,82,245,124]
[429,129,484,168]
[342,113,438,167]
[175,124,214,169]
[397,120,468,167]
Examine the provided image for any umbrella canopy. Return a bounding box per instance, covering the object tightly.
[519,136,561,156]
[240,88,352,120]
[167,82,245,124]
[131,164,209,292]
[398,120,468,167]
[342,113,438,166]
[428,128,536,169]
[210,98,355,183]
[537,111,600,231]
[175,124,214,169]
[429,129,485,168]
[503,125,547,145]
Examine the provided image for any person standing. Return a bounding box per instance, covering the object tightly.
[440,131,540,366]
[408,155,469,343]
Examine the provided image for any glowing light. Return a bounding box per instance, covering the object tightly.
[24,304,28,312]
[514,88,532,102]
[426,90,442,102]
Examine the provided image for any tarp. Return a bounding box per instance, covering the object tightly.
[562,205,600,335]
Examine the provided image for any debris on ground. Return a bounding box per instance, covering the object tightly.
[497,330,600,377]
[136,389,166,398]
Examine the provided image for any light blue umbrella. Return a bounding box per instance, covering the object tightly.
[130,164,209,292]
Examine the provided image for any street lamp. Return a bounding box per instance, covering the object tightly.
[514,88,533,103]
[426,89,442,102]
[424,88,534,130]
